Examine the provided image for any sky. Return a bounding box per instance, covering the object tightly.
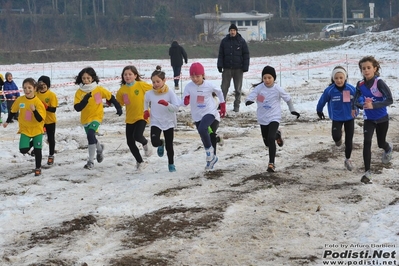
[0,29,399,266]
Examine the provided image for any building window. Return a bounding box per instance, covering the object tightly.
[252,20,257,26]
[245,20,251,26]
[237,21,243,26]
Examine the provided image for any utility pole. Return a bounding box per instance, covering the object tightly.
[342,0,347,37]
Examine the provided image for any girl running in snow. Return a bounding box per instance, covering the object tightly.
[36,75,58,166]
[74,67,122,170]
[182,62,226,170]
[144,66,180,172]
[353,56,393,184]
[245,65,300,173]
[116,65,153,171]
[316,66,357,171]
[3,78,46,176]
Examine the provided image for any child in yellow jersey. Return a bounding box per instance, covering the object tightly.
[3,78,46,176]
[36,75,58,166]
[73,67,122,170]
[116,65,153,171]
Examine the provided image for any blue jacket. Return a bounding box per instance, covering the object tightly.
[217,33,250,72]
[3,80,20,99]
[317,82,356,121]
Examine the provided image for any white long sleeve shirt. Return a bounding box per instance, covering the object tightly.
[144,88,180,130]
[182,80,225,122]
[246,82,295,125]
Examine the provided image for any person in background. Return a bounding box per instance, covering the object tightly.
[217,23,250,112]
[181,62,226,170]
[144,66,180,172]
[0,73,4,123]
[74,67,122,170]
[116,65,153,171]
[245,65,300,173]
[317,66,357,171]
[3,72,20,121]
[169,40,188,90]
[36,75,59,166]
[353,56,393,184]
[3,78,46,176]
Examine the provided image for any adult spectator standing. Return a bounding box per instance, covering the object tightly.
[169,41,188,90]
[217,23,250,112]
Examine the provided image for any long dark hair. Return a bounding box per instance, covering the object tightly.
[75,67,99,85]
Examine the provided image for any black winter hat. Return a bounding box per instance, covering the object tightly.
[229,24,238,31]
[38,75,51,88]
[262,65,276,81]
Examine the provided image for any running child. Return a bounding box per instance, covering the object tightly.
[116,65,153,171]
[74,67,122,170]
[353,56,393,184]
[181,62,226,170]
[144,66,180,172]
[316,66,357,171]
[245,65,300,173]
[3,78,46,176]
[36,75,58,165]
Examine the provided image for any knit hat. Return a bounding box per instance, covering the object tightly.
[189,62,205,76]
[331,66,347,80]
[38,75,51,88]
[5,72,12,79]
[262,65,276,81]
[229,24,238,31]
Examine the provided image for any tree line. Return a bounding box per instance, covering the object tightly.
[0,0,397,51]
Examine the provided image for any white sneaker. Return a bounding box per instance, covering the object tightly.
[344,159,353,171]
[205,146,214,162]
[382,143,393,164]
[360,170,372,184]
[143,144,153,157]
[205,156,218,170]
[136,161,148,171]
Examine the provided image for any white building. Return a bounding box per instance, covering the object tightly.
[195,10,273,41]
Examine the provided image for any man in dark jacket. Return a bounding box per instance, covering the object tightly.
[169,41,188,90]
[217,24,250,112]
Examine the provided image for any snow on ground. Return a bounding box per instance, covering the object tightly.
[0,29,399,265]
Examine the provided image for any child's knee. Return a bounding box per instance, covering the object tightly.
[20,147,30,154]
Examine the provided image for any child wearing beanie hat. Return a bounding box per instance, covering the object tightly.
[36,75,59,166]
[182,62,226,170]
[316,65,357,172]
[245,65,300,173]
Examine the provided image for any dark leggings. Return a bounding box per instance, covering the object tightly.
[194,114,217,151]
[332,119,354,159]
[260,122,279,164]
[45,123,56,156]
[151,126,174,164]
[126,120,148,163]
[363,119,390,172]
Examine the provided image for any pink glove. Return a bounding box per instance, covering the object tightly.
[158,99,169,106]
[143,110,150,120]
[219,102,226,118]
[184,95,190,105]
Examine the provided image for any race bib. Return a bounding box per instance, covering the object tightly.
[94,92,102,104]
[123,94,130,105]
[197,95,205,104]
[25,110,32,121]
[342,91,350,103]
[257,95,265,102]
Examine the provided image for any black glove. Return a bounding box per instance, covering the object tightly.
[218,67,223,73]
[245,101,254,106]
[317,111,325,120]
[116,108,123,116]
[291,111,300,119]
[82,92,92,102]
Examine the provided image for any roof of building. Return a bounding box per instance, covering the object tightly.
[195,11,273,21]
